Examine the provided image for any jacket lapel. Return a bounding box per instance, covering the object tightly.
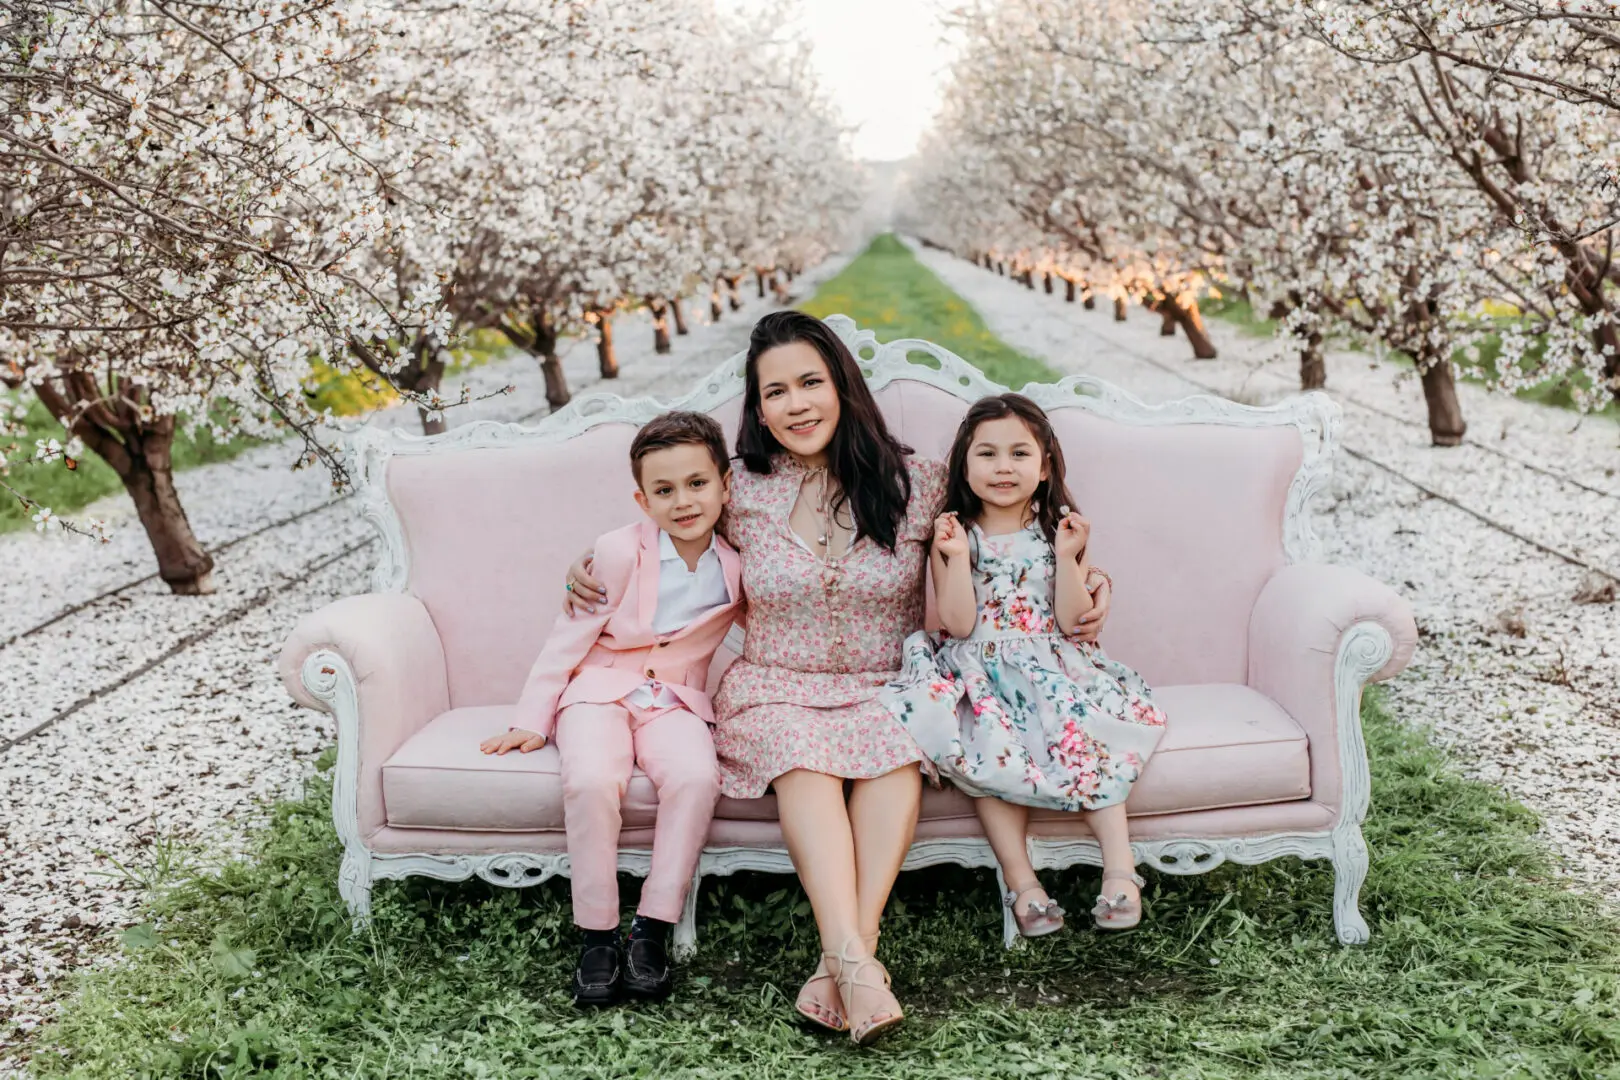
[636,520,662,638]
[717,535,741,605]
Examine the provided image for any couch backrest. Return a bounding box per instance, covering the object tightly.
[374,337,1316,708]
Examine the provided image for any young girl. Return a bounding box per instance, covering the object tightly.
[889,393,1168,936]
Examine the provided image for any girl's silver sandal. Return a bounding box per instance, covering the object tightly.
[1004,884,1066,938]
[1092,872,1147,931]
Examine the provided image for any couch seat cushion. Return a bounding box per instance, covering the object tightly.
[382,705,671,832]
[719,683,1309,822]
[1093,683,1310,816]
[383,686,1309,833]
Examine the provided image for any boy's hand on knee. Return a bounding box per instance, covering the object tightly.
[480,729,548,754]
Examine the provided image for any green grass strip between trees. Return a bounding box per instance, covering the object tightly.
[800,235,1058,389]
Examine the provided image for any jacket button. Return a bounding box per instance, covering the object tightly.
[657,640,669,647]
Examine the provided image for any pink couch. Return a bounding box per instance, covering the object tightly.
[280,317,1417,951]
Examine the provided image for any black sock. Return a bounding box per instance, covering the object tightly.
[581,927,619,950]
[628,915,672,944]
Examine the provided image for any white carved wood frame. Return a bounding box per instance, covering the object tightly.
[307,315,1377,954]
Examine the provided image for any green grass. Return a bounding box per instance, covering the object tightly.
[801,234,1058,389]
[0,332,512,534]
[27,691,1620,1079]
[1204,297,1619,418]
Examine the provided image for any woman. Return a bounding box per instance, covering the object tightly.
[563,311,1114,1043]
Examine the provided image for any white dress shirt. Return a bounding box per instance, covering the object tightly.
[625,530,730,709]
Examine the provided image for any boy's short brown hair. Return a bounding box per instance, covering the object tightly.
[629,410,730,486]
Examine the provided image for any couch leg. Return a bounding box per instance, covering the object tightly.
[1330,828,1371,945]
[994,863,1019,949]
[339,846,374,932]
[673,872,700,960]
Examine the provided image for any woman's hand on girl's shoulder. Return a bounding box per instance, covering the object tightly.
[1071,576,1111,643]
[934,512,969,560]
[1055,508,1090,562]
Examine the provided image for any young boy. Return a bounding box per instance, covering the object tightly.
[481,411,741,1006]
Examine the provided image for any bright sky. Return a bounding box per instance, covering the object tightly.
[721,0,956,162]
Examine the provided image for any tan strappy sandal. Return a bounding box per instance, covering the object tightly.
[1093,872,1147,931]
[795,952,846,1032]
[795,932,878,1032]
[831,935,903,1046]
[1005,883,1066,938]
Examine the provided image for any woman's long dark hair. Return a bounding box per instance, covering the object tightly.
[737,311,914,551]
[943,393,1078,545]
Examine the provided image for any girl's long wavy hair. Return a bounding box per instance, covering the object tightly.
[943,393,1077,544]
[736,311,913,551]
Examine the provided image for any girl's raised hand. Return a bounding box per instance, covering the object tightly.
[934,511,970,560]
[1055,505,1090,561]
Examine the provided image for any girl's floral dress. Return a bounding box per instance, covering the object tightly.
[888,522,1167,812]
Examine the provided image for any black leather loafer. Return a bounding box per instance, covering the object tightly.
[572,942,621,1007]
[621,936,673,1001]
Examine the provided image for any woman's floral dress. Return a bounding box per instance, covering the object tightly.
[889,522,1167,812]
[711,454,947,799]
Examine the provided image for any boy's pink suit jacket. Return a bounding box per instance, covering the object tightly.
[513,518,743,741]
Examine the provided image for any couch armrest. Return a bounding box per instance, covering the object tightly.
[278,593,450,841]
[1247,562,1418,814]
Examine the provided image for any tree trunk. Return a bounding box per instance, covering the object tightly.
[671,297,689,335]
[710,289,724,321]
[1113,296,1128,321]
[122,436,216,594]
[1418,347,1467,446]
[32,380,214,594]
[1300,327,1326,389]
[534,316,570,410]
[1065,277,1076,302]
[756,269,767,298]
[355,334,449,434]
[1044,272,1054,294]
[1083,292,1096,310]
[1170,297,1218,359]
[785,265,796,282]
[1156,298,1178,337]
[646,297,671,354]
[595,309,619,378]
[1024,271,1036,290]
[997,262,1006,276]
[983,254,994,270]
[406,338,449,434]
[727,276,743,311]
[498,313,570,411]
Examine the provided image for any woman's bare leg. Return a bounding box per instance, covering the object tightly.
[773,769,860,1027]
[774,769,861,943]
[973,796,1041,895]
[847,766,923,939]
